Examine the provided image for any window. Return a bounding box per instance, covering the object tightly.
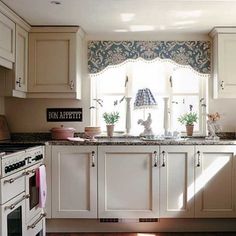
[90,59,208,136]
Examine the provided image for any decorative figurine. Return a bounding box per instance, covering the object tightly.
[137,113,154,136]
[206,112,221,140]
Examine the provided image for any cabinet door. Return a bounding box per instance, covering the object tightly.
[195,145,236,217]
[98,146,159,218]
[160,145,194,218]
[216,34,236,98]
[29,33,76,93]
[52,146,97,218]
[0,12,15,66]
[15,25,28,92]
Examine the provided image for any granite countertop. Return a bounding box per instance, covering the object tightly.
[1,132,236,146]
[47,137,236,146]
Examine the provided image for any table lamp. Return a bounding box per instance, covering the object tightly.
[134,88,157,136]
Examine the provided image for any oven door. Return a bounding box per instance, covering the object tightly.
[0,192,28,236]
[26,212,46,236]
[25,164,42,222]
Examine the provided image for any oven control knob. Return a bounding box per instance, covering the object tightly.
[5,166,10,173]
[8,165,13,172]
[15,163,20,168]
[20,160,25,167]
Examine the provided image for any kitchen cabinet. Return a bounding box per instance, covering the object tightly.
[15,25,28,93]
[3,24,28,98]
[98,146,159,218]
[0,11,15,69]
[195,145,236,218]
[28,27,84,99]
[210,28,236,98]
[160,145,195,218]
[51,145,97,218]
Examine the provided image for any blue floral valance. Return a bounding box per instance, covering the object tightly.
[88,41,211,74]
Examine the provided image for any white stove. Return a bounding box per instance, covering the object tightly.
[0,144,46,236]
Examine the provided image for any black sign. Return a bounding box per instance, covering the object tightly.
[47,108,82,122]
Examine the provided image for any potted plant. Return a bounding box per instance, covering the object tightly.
[178,112,198,136]
[103,111,120,137]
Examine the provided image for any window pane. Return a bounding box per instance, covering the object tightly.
[171,95,199,132]
[95,66,126,94]
[132,60,170,95]
[172,68,199,93]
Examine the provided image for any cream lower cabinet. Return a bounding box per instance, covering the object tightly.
[51,146,97,218]
[98,146,159,218]
[195,145,236,218]
[160,145,195,218]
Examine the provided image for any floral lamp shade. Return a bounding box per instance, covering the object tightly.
[134,88,157,110]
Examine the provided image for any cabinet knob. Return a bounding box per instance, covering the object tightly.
[70,80,74,90]
[220,81,224,90]
[91,151,95,167]
[161,150,166,167]
[16,77,22,87]
[196,151,201,167]
[153,151,158,167]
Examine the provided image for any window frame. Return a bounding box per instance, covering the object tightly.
[90,62,208,136]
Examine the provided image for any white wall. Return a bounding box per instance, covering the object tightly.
[4,33,236,133]
[5,98,89,132]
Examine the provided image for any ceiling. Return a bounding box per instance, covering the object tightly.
[2,0,236,36]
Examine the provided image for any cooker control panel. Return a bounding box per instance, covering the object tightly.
[2,146,44,177]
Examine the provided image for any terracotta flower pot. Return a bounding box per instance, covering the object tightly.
[186,125,194,136]
[106,124,114,137]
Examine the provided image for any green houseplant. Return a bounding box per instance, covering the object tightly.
[103,111,120,137]
[178,112,198,136]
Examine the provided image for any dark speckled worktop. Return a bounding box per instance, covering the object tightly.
[48,137,236,146]
[1,132,236,146]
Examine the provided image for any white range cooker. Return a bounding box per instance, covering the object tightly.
[0,144,46,236]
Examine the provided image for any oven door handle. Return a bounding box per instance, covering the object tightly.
[4,194,30,210]
[27,212,47,229]
[4,172,27,184]
[25,164,45,175]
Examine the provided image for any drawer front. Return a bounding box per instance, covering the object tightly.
[26,212,46,236]
[0,171,25,204]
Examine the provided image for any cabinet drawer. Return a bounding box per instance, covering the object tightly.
[0,171,25,204]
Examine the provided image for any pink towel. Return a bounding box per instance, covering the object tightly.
[39,165,47,208]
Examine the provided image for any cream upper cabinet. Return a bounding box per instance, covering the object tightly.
[195,145,236,218]
[2,24,28,98]
[51,145,97,218]
[210,28,236,98]
[15,24,28,92]
[160,145,195,218]
[0,11,15,69]
[98,146,159,219]
[28,27,83,99]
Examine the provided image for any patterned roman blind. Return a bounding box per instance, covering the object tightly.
[88,41,211,74]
